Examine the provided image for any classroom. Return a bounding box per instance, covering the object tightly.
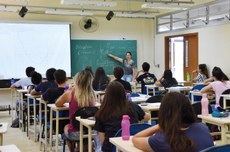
[1,0,230,151]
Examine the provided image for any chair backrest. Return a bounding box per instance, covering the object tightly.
[72,106,98,131]
[189,84,206,102]
[112,123,152,152]
[219,89,230,108]
[200,144,230,152]
[114,123,152,137]
[192,102,213,121]
[146,96,163,103]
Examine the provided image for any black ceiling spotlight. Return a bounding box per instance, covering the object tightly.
[19,6,28,18]
[106,11,114,21]
[84,19,92,29]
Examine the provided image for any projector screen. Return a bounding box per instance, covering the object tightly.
[0,22,71,79]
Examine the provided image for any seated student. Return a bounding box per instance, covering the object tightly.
[42,69,67,103]
[93,67,110,91]
[28,71,42,93]
[201,67,230,108]
[113,66,132,92]
[136,62,157,94]
[11,66,35,89]
[192,64,209,83]
[94,81,149,152]
[31,68,57,95]
[85,66,94,77]
[204,66,229,83]
[132,92,214,152]
[155,69,178,88]
[55,70,96,151]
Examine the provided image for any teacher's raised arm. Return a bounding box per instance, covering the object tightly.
[108,51,136,82]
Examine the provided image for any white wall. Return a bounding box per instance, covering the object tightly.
[154,23,230,79]
[0,12,155,72]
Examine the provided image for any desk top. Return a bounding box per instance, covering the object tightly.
[0,123,7,134]
[167,86,193,91]
[109,137,143,152]
[94,91,105,95]
[75,117,95,127]
[0,88,11,91]
[221,94,230,99]
[131,94,151,103]
[145,84,158,89]
[0,145,21,152]
[139,103,160,111]
[47,103,70,110]
[189,91,203,95]
[25,94,41,98]
[198,114,230,125]
[16,89,28,93]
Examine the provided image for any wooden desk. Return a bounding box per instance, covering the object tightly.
[131,94,151,103]
[48,104,69,152]
[0,123,8,145]
[139,103,160,124]
[167,86,193,93]
[109,136,143,152]
[220,94,230,109]
[145,85,164,96]
[39,98,48,152]
[16,89,28,131]
[189,91,203,104]
[75,117,96,152]
[198,114,230,144]
[25,93,41,141]
[0,144,21,152]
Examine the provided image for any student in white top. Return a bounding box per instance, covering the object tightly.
[10,66,35,89]
[201,66,230,108]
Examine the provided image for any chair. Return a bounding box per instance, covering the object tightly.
[112,123,152,152]
[200,144,230,152]
[189,84,206,102]
[219,89,230,109]
[146,96,162,124]
[192,102,213,121]
[62,106,99,152]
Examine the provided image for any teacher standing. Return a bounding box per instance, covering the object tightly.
[108,51,136,82]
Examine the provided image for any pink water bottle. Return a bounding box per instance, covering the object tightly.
[201,94,209,116]
[121,115,130,140]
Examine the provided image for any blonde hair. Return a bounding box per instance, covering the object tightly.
[74,70,96,107]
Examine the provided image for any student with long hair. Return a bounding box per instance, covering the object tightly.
[92,67,110,91]
[94,81,149,152]
[201,66,230,107]
[55,70,96,151]
[155,69,178,88]
[132,92,213,152]
[192,64,209,83]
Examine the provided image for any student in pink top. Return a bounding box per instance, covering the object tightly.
[55,70,96,151]
[201,67,230,108]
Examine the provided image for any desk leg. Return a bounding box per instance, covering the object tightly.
[80,123,83,152]
[88,127,92,152]
[221,124,227,144]
[56,110,59,152]
[39,101,42,150]
[153,88,155,96]
[49,109,53,152]
[0,134,2,145]
[27,97,30,137]
[224,98,227,109]
[34,98,37,142]
[191,94,194,104]
[44,104,47,152]
[148,110,152,125]
[146,88,149,95]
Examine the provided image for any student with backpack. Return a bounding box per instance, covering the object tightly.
[55,70,96,151]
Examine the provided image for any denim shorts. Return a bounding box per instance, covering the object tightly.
[68,130,80,140]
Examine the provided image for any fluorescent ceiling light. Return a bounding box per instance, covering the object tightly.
[0,6,18,12]
[45,9,93,16]
[142,3,190,10]
[61,0,117,7]
[116,13,154,18]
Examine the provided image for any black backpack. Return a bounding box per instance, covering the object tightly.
[72,107,98,132]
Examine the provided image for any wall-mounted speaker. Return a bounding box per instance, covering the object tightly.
[19,6,28,18]
[106,11,114,21]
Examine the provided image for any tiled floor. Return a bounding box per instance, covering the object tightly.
[0,111,69,152]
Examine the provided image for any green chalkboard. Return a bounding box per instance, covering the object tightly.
[71,40,137,76]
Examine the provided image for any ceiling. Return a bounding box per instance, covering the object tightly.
[0,0,216,18]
